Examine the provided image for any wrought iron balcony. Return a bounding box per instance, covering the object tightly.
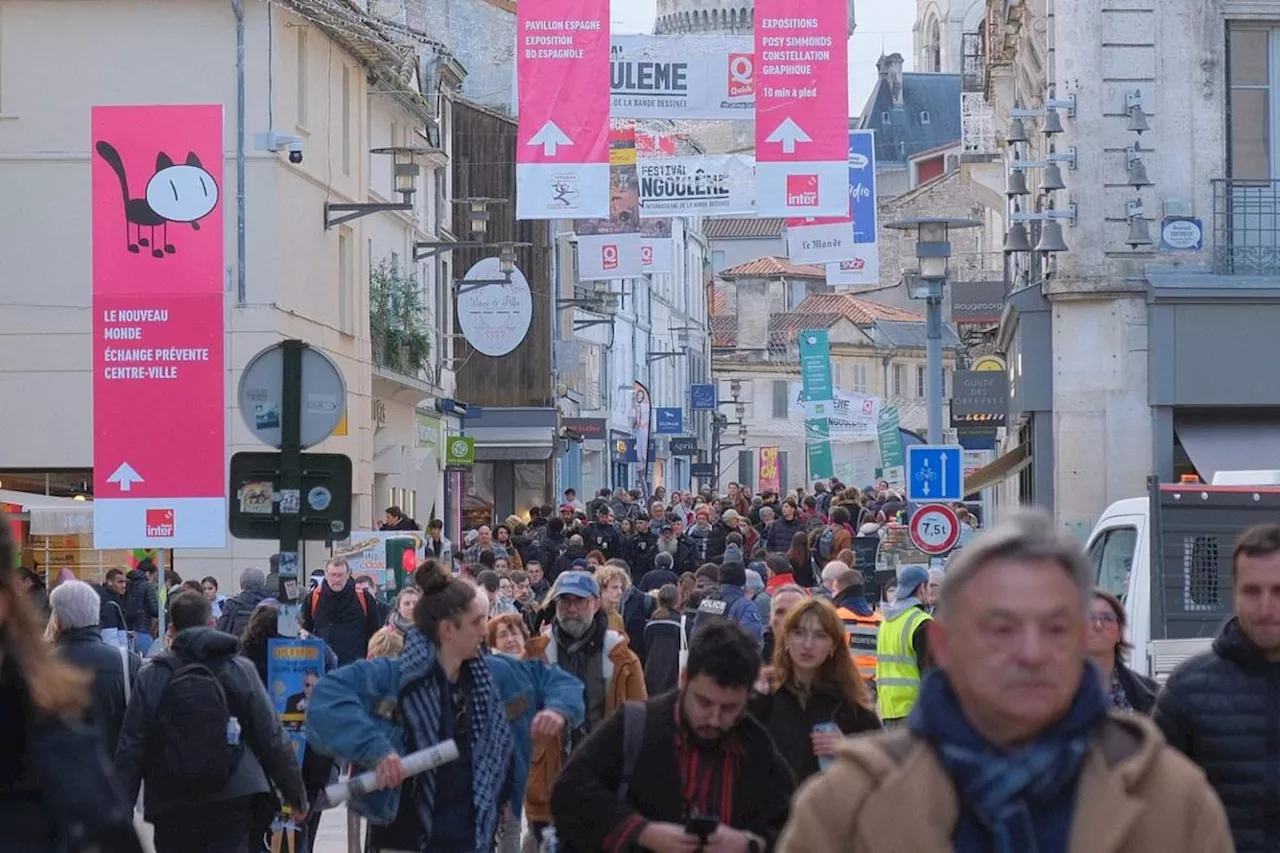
[1213,179,1280,276]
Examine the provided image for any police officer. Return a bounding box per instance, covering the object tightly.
[694,561,764,644]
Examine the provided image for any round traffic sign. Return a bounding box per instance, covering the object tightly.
[909,503,961,555]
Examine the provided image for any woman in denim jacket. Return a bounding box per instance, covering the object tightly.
[305,568,584,853]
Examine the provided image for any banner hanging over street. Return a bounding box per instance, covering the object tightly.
[753,1,850,217]
[91,104,227,549]
[826,130,880,287]
[611,35,755,120]
[636,154,757,217]
[576,123,644,280]
[516,0,611,219]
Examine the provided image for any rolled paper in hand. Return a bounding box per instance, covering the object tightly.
[321,740,460,807]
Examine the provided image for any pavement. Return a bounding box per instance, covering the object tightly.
[134,805,358,853]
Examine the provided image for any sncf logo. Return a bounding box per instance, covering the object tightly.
[787,174,819,207]
[602,244,619,270]
[145,508,174,538]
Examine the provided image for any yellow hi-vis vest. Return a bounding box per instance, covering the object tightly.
[875,606,932,720]
[836,607,883,682]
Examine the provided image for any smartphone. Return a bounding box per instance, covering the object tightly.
[813,722,840,770]
[685,815,719,840]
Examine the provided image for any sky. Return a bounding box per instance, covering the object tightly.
[611,0,918,118]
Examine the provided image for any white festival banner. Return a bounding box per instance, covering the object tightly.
[637,155,756,217]
[611,35,755,120]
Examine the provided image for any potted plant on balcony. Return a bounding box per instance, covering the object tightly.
[370,258,432,378]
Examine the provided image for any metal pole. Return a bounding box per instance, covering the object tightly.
[924,278,945,445]
[233,0,247,306]
[277,340,304,637]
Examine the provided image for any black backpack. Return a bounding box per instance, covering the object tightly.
[150,659,243,796]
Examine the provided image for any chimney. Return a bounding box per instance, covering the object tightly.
[735,277,770,353]
[876,53,905,108]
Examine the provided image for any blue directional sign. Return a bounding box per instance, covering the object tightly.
[905,444,964,502]
[690,384,717,411]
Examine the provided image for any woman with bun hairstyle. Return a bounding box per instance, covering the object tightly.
[305,565,586,853]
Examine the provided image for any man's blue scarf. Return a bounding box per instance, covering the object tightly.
[908,663,1107,853]
[399,628,513,853]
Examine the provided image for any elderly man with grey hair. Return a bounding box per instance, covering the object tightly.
[50,579,142,752]
[214,566,273,637]
[781,510,1234,853]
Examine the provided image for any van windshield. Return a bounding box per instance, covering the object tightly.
[1089,526,1138,603]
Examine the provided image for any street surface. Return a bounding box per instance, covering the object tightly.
[134,806,354,853]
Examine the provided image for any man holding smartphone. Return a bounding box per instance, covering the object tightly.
[550,621,796,852]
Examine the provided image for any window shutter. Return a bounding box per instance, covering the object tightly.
[772,380,789,419]
[738,449,754,493]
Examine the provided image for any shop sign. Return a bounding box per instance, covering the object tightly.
[563,418,608,440]
[445,436,475,468]
[950,370,1009,427]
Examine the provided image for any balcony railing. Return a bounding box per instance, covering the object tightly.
[1213,179,1280,276]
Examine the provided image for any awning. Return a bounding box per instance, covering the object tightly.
[0,490,95,536]
[469,426,557,461]
[1176,419,1280,482]
[964,443,1032,494]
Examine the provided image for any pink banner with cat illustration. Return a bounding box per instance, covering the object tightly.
[91,105,226,549]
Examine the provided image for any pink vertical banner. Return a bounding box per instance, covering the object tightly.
[91,105,227,549]
[754,1,849,216]
[758,446,781,494]
[516,0,612,220]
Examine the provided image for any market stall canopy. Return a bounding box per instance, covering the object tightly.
[0,490,94,536]
[964,444,1031,495]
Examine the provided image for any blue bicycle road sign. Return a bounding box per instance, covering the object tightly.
[905,444,964,502]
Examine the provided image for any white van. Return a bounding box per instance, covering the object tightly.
[1085,472,1280,680]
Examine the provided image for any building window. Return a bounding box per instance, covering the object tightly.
[850,363,868,393]
[296,27,308,128]
[338,229,354,334]
[711,249,726,273]
[920,110,931,124]
[341,65,352,176]
[925,17,941,73]
[944,367,951,398]
[916,365,926,398]
[892,363,905,397]
[772,380,789,419]
[1228,24,1273,180]
[881,111,891,124]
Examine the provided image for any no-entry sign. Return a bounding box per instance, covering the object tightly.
[516,0,611,220]
[754,1,850,216]
[91,105,226,548]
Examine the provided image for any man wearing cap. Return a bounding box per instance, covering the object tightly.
[823,561,883,690]
[524,571,646,843]
[623,515,659,579]
[706,507,743,563]
[584,505,624,561]
[655,521,695,576]
[875,565,933,726]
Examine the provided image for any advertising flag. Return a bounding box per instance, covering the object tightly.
[798,329,836,481]
[516,0,611,219]
[641,218,674,274]
[576,124,643,280]
[611,35,755,120]
[826,130,880,287]
[754,0,849,216]
[91,105,226,549]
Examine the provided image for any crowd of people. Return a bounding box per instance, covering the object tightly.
[4,477,1280,853]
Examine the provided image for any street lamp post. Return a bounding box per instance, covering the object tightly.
[884,217,982,444]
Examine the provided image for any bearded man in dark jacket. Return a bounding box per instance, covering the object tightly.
[299,558,381,665]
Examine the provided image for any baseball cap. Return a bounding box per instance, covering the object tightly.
[659,522,673,532]
[560,503,576,513]
[553,571,600,600]
[896,565,930,599]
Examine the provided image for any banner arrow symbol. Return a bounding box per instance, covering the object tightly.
[766,118,812,155]
[107,462,144,492]
[528,121,574,156]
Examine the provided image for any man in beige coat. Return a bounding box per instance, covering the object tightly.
[779,510,1233,853]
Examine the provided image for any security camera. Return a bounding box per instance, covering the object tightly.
[254,131,304,164]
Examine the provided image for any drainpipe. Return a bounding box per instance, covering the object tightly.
[231,0,247,306]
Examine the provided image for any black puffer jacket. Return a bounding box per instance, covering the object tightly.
[1154,617,1280,853]
[55,626,141,756]
[214,586,273,637]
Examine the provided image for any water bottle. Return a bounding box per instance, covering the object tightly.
[226,715,242,746]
